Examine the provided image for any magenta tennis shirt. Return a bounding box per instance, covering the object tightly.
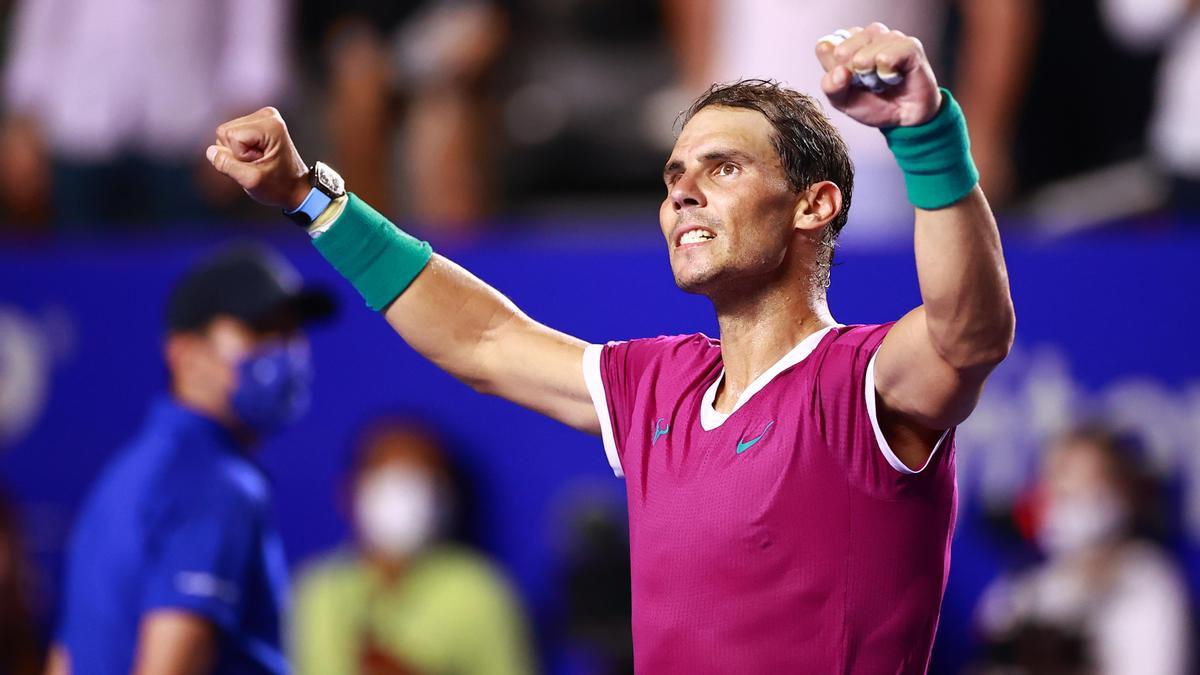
[582,323,957,674]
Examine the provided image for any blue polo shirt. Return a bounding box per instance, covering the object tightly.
[57,398,289,674]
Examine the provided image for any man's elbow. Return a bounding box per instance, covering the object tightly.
[934,301,1015,371]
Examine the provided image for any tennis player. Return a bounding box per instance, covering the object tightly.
[209,22,1013,673]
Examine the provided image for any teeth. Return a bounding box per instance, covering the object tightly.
[680,230,715,245]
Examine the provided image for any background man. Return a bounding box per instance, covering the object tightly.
[47,245,334,674]
[209,22,1014,673]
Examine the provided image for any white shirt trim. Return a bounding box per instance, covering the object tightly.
[864,350,950,475]
[699,325,840,431]
[582,344,624,478]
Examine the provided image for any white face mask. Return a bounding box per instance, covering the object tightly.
[355,466,438,559]
[1037,491,1128,558]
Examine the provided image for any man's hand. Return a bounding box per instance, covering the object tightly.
[814,23,943,128]
[205,107,311,211]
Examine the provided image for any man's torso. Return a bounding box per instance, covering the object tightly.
[59,400,288,674]
[589,325,957,673]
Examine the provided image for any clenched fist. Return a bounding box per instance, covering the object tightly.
[205,107,311,211]
[814,22,942,128]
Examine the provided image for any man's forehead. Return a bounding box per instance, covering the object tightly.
[671,106,775,158]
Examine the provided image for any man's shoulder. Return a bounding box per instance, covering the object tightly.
[810,322,896,367]
[825,323,896,350]
[605,332,719,362]
[139,437,268,525]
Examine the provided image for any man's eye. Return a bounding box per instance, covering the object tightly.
[718,162,740,177]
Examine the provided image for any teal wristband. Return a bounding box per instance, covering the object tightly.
[312,193,433,311]
[881,88,979,210]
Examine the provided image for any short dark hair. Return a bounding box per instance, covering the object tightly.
[681,79,854,286]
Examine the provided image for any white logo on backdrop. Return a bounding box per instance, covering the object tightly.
[0,305,74,449]
[958,344,1200,538]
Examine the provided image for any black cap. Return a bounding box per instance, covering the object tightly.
[166,244,337,333]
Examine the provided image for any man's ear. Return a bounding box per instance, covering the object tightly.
[164,331,215,387]
[163,333,195,375]
[792,180,843,233]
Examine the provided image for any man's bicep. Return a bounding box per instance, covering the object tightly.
[484,318,601,434]
[874,306,990,431]
[384,255,600,433]
[142,496,258,632]
[131,610,216,675]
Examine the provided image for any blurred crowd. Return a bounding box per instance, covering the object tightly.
[0,0,1196,239]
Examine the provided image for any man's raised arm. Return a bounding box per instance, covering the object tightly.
[815,24,1016,469]
[205,108,600,433]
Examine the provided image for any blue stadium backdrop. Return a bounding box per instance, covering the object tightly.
[1,228,1197,673]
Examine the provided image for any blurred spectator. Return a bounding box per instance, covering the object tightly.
[495,0,676,219]
[663,0,1036,241]
[0,486,41,675]
[1,0,287,230]
[290,418,534,675]
[973,426,1192,675]
[1098,0,1200,216]
[557,499,633,675]
[304,0,508,233]
[47,245,334,674]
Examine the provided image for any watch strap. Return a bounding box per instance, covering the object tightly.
[284,186,333,227]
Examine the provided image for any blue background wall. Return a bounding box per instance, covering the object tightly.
[1,228,1197,672]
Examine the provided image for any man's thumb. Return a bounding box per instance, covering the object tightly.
[206,145,259,188]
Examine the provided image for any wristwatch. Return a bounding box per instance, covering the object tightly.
[284,161,346,227]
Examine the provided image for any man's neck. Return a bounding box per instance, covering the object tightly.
[170,388,255,448]
[711,284,835,413]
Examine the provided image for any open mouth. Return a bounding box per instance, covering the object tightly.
[676,227,717,247]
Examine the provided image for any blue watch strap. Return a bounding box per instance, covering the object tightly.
[285,187,333,225]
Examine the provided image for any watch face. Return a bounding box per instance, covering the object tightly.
[312,161,345,197]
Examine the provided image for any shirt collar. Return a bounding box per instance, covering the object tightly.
[149,395,243,453]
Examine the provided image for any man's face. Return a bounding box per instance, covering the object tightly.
[168,316,307,415]
[660,106,800,296]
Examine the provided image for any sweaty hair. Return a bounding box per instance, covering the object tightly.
[680,79,854,287]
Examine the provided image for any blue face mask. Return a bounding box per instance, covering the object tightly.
[230,339,313,435]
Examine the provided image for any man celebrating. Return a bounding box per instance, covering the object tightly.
[209,23,1014,674]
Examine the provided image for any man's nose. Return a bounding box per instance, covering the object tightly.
[671,173,706,212]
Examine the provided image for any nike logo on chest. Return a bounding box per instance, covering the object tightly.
[736,421,775,455]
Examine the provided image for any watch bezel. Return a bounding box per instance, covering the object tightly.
[310,161,345,199]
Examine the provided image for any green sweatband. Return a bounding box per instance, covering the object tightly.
[881,88,979,210]
[312,193,433,311]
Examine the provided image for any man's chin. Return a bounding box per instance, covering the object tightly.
[673,270,721,296]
